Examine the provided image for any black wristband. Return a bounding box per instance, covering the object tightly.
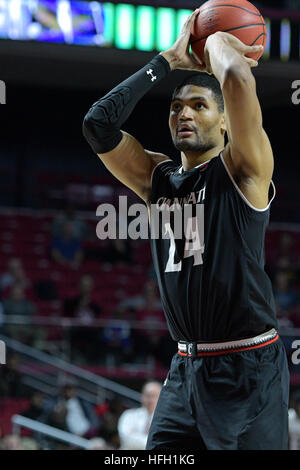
[83,54,171,154]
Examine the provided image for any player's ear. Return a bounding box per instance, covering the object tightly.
[220,113,226,135]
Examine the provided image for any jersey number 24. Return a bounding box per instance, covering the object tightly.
[164,213,204,273]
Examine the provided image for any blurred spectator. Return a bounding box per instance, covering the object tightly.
[96,397,124,448]
[0,258,30,294]
[87,437,113,450]
[120,279,169,364]
[20,391,50,448]
[134,306,171,366]
[100,238,132,266]
[2,285,45,347]
[118,278,162,314]
[43,377,100,438]
[118,381,162,449]
[63,274,101,321]
[101,309,133,365]
[267,232,298,277]
[277,232,294,259]
[0,354,28,397]
[289,390,300,450]
[51,221,84,269]
[3,285,36,317]
[20,437,39,450]
[52,208,88,241]
[63,274,102,364]
[0,434,39,450]
[0,434,23,450]
[273,270,299,319]
[21,391,45,421]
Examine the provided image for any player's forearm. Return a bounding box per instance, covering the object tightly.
[205,32,254,88]
[82,55,170,154]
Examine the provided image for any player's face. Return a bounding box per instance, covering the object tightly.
[169,85,224,152]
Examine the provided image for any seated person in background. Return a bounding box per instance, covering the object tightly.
[118,381,162,450]
[273,270,299,320]
[0,257,30,294]
[21,391,46,421]
[134,305,172,367]
[3,284,36,317]
[43,377,100,438]
[63,274,101,321]
[21,391,47,447]
[63,274,102,363]
[0,434,24,450]
[118,278,162,314]
[51,221,83,269]
[266,232,298,278]
[0,354,29,397]
[289,390,300,450]
[101,308,133,365]
[2,284,45,346]
[2,284,36,344]
[52,207,88,241]
[96,397,124,449]
[87,437,113,450]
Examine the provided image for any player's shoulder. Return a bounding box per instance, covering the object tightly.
[145,150,178,180]
[145,150,175,169]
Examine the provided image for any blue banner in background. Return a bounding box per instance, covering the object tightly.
[0,0,107,45]
[0,0,298,61]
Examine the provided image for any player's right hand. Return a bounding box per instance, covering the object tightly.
[204,32,264,73]
[159,9,207,73]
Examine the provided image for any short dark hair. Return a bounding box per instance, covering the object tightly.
[172,73,224,113]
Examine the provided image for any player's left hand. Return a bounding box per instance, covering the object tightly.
[159,9,207,72]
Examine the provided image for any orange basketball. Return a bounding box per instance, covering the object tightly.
[190,0,266,64]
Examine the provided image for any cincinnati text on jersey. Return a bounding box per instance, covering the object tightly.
[155,186,206,210]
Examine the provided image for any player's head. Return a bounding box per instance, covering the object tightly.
[169,73,226,153]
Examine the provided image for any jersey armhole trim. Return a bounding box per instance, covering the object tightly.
[150,159,173,187]
[220,152,276,213]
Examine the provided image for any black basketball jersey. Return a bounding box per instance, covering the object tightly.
[149,152,278,342]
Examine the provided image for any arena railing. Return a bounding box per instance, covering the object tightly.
[0,333,141,405]
[11,414,90,450]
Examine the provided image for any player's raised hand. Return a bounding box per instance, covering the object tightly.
[204,31,264,73]
[159,9,207,72]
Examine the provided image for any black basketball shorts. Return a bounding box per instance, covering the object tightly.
[146,337,289,450]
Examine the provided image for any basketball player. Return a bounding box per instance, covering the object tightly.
[82,10,289,450]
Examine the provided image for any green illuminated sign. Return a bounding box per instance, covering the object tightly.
[102,3,115,44]
[156,8,176,50]
[136,6,155,51]
[99,3,295,61]
[115,4,135,49]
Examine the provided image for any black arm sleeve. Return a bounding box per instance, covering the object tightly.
[82,54,171,154]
